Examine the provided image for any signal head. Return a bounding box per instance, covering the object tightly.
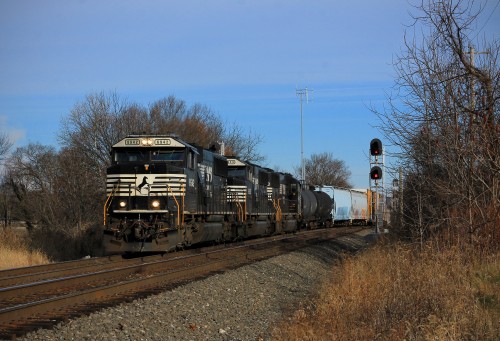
[370,138,382,156]
[370,166,382,180]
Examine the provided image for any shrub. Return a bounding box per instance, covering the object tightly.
[272,241,499,340]
[0,229,50,270]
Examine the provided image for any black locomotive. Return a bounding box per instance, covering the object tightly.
[103,134,334,253]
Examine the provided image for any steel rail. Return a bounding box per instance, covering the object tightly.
[0,236,304,335]
[0,235,271,288]
[0,227,365,339]
[0,254,124,280]
[0,230,323,305]
[0,243,286,331]
[0,256,159,288]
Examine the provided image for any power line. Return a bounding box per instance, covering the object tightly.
[473,0,500,40]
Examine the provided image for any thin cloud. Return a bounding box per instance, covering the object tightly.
[0,115,26,147]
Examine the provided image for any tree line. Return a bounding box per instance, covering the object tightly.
[373,0,499,251]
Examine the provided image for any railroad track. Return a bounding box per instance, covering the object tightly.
[0,227,363,340]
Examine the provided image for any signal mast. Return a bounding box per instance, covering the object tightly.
[369,138,384,232]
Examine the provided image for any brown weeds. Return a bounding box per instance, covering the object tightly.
[0,229,50,270]
[272,241,499,340]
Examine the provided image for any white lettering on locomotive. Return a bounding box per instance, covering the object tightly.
[227,158,246,167]
[154,138,171,146]
[198,164,206,181]
[125,139,140,145]
[280,184,286,195]
[206,166,213,182]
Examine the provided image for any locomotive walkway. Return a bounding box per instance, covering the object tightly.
[0,227,366,340]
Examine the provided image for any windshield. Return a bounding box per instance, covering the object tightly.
[114,150,148,162]
[113,148,186,164]
[228,168,247,179]
[152,150,185,162]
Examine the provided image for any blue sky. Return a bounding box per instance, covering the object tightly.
[1,0,499,188]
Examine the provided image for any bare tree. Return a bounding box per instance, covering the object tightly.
[148,96,186,134]
[0,131,12,163]
[7,144,59,232]
[148,97,265,162]
[372,0,499,248]
[223,124,266,163]
[61,92,266,168]
[6,144,103,259]
[0,131,12,228]
[295,152,352,188]
[180,103,225,147]
[59,91,132,178]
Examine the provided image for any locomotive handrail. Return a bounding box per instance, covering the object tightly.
[181,183,185,226]
[103,182,119,226]
[166,184,182,227]
[235,191,248,222]
[244,192,247,221]
[236,201,243,222]
[278,198,282,221]
[273,198,282,222]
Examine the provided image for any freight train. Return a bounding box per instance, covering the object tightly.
[103,134,372,253]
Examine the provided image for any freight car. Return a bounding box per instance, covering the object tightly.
[103,134,370,254]
[316,186,372,226]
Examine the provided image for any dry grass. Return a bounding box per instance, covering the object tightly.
[0,229,51,270]
[272,241,499,340]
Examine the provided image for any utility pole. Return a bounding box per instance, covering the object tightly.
[296,88,312,184]
[466,45,489,111]
[464,45,488,241]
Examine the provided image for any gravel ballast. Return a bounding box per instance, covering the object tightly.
[21,230,377,341]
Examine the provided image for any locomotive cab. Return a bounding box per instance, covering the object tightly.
[106,135,199,215]
[103,135,205,252]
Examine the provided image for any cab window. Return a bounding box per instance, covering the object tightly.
[187,151,196,169]
[151,150,185,162]
[115,151,147,162]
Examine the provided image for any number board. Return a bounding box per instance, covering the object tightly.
[154,139,171,146]
[125,139,140,145]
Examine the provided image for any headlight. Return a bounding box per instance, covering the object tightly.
[151,200,160,208]
[141,138,153,146]
[119,201,127,208]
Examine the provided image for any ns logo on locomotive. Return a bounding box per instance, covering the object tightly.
[103,134,372,253]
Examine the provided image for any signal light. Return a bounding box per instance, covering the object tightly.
[370,138,382,156]
[370,166,382,180]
